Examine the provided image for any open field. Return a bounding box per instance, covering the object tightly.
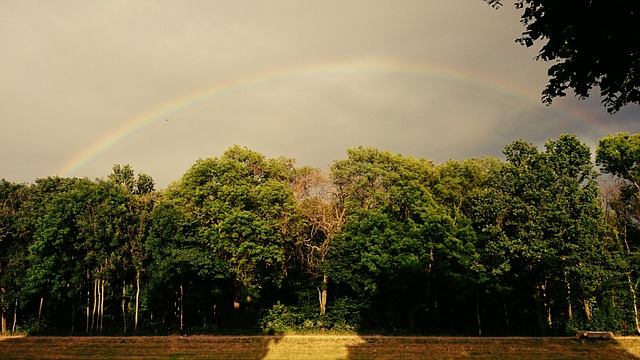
[1,335,639,360]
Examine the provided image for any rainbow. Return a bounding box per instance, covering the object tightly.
[58,58,601,177]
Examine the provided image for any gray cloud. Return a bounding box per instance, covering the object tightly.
[2,0,638,188]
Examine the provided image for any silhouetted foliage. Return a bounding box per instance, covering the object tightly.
[486,0,640,113]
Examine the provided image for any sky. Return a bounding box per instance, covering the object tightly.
[2,1,639,189]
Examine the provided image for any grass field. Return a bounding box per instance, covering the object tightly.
[1,335,639,359]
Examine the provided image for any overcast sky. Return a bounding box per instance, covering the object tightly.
[2,1,639,189]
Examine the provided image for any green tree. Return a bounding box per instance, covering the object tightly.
[597,132,640,334]
[476,135,611,335]
[328,147,468,331]
[175,146,303,325]
[486,0,640,113]
[108,164,135,193]
[0,180,31,334]
[109,164,155,195]
[597,133,640,193]
[146,192,221,333]
[16,168,155,335]
[434,157,503,226]
[434,158,505,335]
[107,165,156,333]
[26,177,91,333]
[25,177,136,334]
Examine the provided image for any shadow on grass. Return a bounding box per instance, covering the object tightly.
[343,336,640,360]
[0,335,281,359]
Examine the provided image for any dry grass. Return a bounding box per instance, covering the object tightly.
[1,335,639,360]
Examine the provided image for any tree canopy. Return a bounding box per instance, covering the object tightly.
[1,135,639,336]
[486,0,640,113]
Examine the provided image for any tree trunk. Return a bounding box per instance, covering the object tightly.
[425,273,431,312]
[475,289,482,337]
[432,251,438,311]
[70,297,75,334]
[99,260,108,334]
[318,274,328,315]
[533,284,546,335]
[583,299,592,321]
[0,287,5,334]
[86,272,90,333]
[565,274,573,319]
[232,298,241,327]
[91,279,98,331]
[12,298,18,332]
[122,280,127,334]
[1,306,6,334]
[232,280,243,327]
[38,296,44,334]
[406,305,416,330]
[99,279,105,334]
[134,270,140,334]
[405,302,426,330]
[179,282,184,334]
[503,295,510,336]
[547,297,552,327]
[628,275,640,334]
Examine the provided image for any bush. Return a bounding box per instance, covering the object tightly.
[259,300,360,334]
[259,302,303,334]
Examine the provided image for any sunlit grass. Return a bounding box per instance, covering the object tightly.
[0,335,25,342]
[617,337,640,358]
[263,335,365,360]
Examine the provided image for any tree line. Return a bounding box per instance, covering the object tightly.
[1,133,639,336]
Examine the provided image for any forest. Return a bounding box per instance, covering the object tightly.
[1,133,639,337]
